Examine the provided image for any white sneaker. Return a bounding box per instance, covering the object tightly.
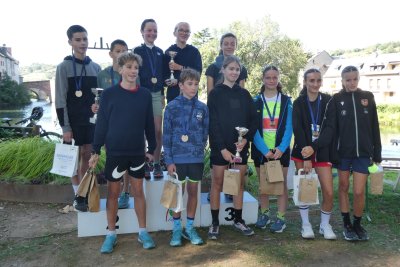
[301,223,315,239]
[319,224,337,240]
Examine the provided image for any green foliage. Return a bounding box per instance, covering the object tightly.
[331,41,400,57]
[193,16,308,97]
[377,104,400,125]
[0,74,31,105]
[20,63,57,81]
[0,137,106,184]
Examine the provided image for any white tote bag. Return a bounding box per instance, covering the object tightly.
[293,168,320,206]
[50,142,79,177]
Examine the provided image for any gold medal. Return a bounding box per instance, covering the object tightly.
[312,131,319,137]
[151,77,157,84]
[270,121,275,127]
[75,90,83,97]
[181,135,189,142]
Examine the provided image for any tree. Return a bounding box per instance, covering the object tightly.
[192,16,308,97]
[0,75,31,105]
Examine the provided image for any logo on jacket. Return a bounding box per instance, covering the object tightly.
[341,110,347,116]
[196,111,203,121]
[361,99,368,106]
[340,101,344,106]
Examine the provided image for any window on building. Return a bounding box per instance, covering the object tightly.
[377,79,381,90]
[387,79,391,90]
[369,79,374,90]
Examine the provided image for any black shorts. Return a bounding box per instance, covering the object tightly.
[104,155,145,182]
[175,163,204,181]
[210,149,249,166]
[71,124,95,146]
[253,152,290,168]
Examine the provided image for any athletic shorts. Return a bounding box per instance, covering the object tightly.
[336,157,370,174]
[210,149,249,166]
[291,156,332,168]
[70,124,95,146]
[104,155,145,182]
[254,152,290,168]
[175,163,204,181]
[151,91,163,117]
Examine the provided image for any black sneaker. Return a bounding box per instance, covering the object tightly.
[208,224,220,240]
[73,195,88,212]
[354,224,369,241]
[343,224,358,241]
[144,162,153,180]
[233,220,254,236]
[153,163,163,179]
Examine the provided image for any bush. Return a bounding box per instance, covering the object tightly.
[0,74,31,105]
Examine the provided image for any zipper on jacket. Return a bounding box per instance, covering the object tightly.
[351,93,359,157]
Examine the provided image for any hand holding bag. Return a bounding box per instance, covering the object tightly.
[50,141,79,177]
[74,168,100,212]
[293,168,319,206]
[160,172,185,213]
[223,164,241,196]
[259,163,284,195]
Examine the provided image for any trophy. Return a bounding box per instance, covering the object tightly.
[90,88,104,124]
[168,51,178,80]
[234,127,249,163]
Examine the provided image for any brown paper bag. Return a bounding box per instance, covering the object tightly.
[76,169,92,198]
[370,172,384,195]
[160,179,178,209]
[299,177,318,203]
[88,173,100,212]
[259,165,284,195]
[265,160,284,182]
[223,168,241,195]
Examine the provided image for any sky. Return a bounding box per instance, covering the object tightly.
[2,0,398,67]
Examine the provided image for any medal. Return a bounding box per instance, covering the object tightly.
[181,135,189,142]
[312,131,319,137]
[75,90,83,97]
[261,93,279,129]
[151,77,157,84]
[270,121,275,127]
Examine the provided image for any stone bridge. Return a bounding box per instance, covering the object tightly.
[22,80,52,102]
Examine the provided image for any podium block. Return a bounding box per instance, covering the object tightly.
[199,192,258,227]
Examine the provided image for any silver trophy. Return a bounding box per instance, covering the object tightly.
[234,127,249,163]
[168,51,178,80]
[90,88,104,124]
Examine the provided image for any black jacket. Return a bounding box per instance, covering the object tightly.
[291,93,333,162]
[326,88,382,163]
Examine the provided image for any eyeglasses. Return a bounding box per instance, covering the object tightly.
[177,29,191,34]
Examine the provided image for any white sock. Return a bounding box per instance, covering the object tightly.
[299,206,310,226]
[107,230,116,236]
[139,228,146,234]
[320,210,331,227]
[72,185,79,194]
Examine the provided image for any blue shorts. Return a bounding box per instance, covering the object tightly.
[336,157,370,174]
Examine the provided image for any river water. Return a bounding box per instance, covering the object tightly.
[1,97,399,157]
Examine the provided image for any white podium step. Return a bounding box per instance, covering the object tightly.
[78,172,259,237]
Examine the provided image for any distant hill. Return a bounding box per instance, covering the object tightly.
[330,41,400,57]
[20,62,109,82]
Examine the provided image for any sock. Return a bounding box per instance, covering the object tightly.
[320,210,332,227]
[353,215,362,227]
[186,217,194,230]
[107,230,116,236]
[139,227,146,234]
[260,208,270,215]
[277,212,285,221]
[299,206,310,225]
[234,209,242,223]
[211,209,219,226]
[72,185,78,194]
[341,212,351,227]
[173,217,181,230]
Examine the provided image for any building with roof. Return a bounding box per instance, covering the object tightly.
[0,44,21,84]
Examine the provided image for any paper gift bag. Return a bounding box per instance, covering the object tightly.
[259,164,284,195]
[293,169,319,206]
[265,160,284,183]
[370,172,384,195]
[77,169,92,198]
[223,168,241,196]
[88,171,100,212]
[50,142,79,177]
[299,178,318,203]
[160,175,178,209]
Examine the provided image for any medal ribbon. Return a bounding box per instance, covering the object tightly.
[109,67,117,86]
[261,92,279,126]
[181,98,196,136]
[144,44,157,80]
[72,55,86,92]
[306,94,321,133]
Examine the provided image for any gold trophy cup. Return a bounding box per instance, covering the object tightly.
[168,51,178,80]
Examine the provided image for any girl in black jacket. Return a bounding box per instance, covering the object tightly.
[291,68,336,240]
[327,66,382,241]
